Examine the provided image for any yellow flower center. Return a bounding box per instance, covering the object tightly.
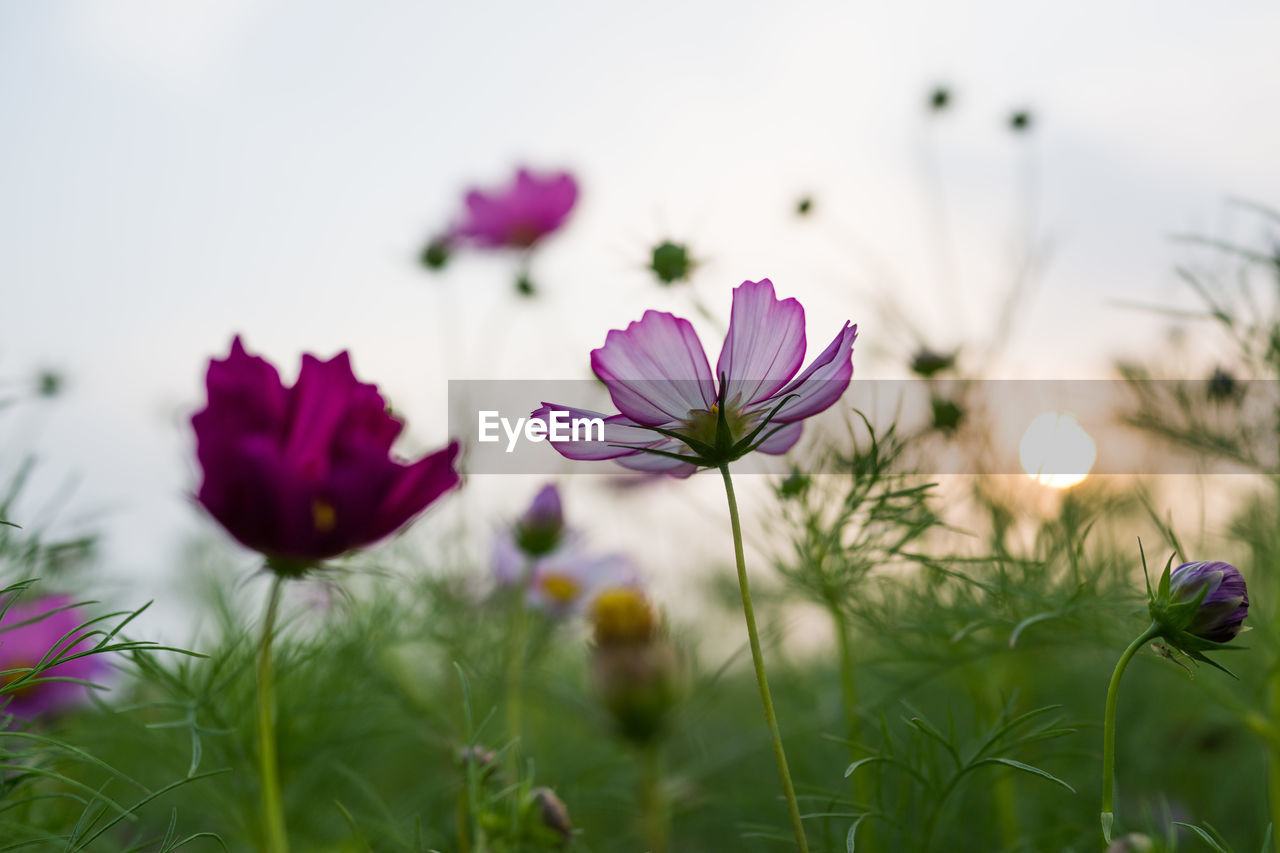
[1,661,39,699]
[540,573,581,605]
[592,587,657,645]
[311,500,337,534]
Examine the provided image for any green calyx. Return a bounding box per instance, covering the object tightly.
[649,241,694,285]
[613,375,797,470]
[1142,548,1242,676]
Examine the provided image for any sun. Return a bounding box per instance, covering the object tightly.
[1019,412,1097,489]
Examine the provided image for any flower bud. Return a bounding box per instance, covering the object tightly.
[456,745,499,781]
[1162,561,1249,643]
[419,238,451,271]
[1105,833,1154,853]
[649,240,695,286]
[590,588,680,743]
[592,641,680,744]
[591,587,657,646]
[910,347,956,378]
[529,787,572,844]
[514,485,565,557]
[1148,559,1248,666]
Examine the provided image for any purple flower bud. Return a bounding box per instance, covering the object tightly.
[529,787,572,843]
[192,337,461,572]
[514,485,564,557]
[1167,561,1249,643]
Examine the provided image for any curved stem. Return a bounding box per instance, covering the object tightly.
[719,463,810,853]
[1100,622,1160,843]
[256,574,290,853]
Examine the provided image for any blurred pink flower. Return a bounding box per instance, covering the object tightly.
[492,484,637,615]
[450,168,579,250]
[0,594,105,720]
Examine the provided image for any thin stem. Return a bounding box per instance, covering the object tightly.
[1268,672,1280,853]
[832,600,880,853]
[256,573,290,853]
[505,584,530,752]
[640,743,669,853]
[1100,622,1160,843]
[719,463,810,853]
[505,558,535,827]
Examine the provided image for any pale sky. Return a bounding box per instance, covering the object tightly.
[3,1,1278,638]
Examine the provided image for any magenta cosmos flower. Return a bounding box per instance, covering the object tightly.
[192,337,461,573]
[450,168,579,249]
[535,279,858,476]
[1,594,106,719]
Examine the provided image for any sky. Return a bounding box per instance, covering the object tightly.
[2,0,1278,637]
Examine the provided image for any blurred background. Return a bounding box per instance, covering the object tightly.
[3,0,1280,640]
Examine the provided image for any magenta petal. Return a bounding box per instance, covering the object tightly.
[754,421,803,455]
[371,441,462,539]
[283,352,394,472]
[766,322,858,423]
[716,279,806,408]
[591,311,717,426]
[531,405,655,460]
[193,336,288,471]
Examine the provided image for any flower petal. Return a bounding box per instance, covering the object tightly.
[283,351,401,473]
[716,279,806,408]
[591,310,717,425]
[192,336,288,470]
[754,421,803,455]
[371,441,462,540]
[615,451,699,478]
[765,322,858,423]
[532,405,666,460]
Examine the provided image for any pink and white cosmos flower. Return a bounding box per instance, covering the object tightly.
[534,279,857,477]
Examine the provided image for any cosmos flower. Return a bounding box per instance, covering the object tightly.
[523,549,638,616]
[192,336,461,573]
[0,594,105,720]
[449,168,579,250]
[492,485,636,615]
[534,278,857,476]
[590,587,680,744]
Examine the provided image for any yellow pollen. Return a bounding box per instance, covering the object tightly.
[1,662,38,698]
[591,587,657,645]
[540,573,581,604]
[709,403,719,415]
[312,500,337,533]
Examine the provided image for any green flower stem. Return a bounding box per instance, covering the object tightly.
[1269,672,1280,853]
[719,463,810,853]
[1100,621,1160,843]
[256,573,290,853]
[505,574,531,753]
[832,600,880,853]
[505,557,535,826]
[640,743,669,853]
